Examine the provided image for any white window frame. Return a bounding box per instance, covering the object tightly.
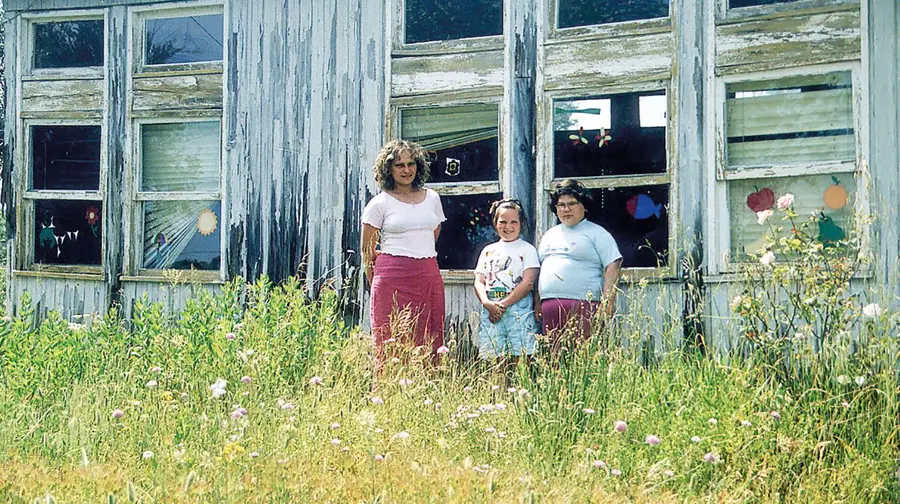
[390,0,505,55]
[131,0,225,75]
[546,0,671,42]
[390,94,505,281]
[21,10,107,79]
[124,116,225,282]
[537,79,678,280]
[17,118,107,276]
[707,62,869,275]
[717,0,860,23]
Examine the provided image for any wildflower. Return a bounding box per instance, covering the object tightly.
[391,357,401,364]
[583,408,596,415]
[855,375,866,386]
[611,469,622,477]
[149,366,162,373]
[497,431,506,439]
[776,193,794,210]
[111,409,125,420]
[491,385,500,391]
[708,418,718,425]
[231,410,245,420]
[691,436,702,443]
[436,345,450,355]
[463,386,472,393]
[435,403,442,410]
[495,403,507,411]
[592,460,606,468]
[863,303,882,319]
[756,209,773,225]
[309,376,324,386]
[730,295,744,310]
[741,420,753,428]
[249,451,259,459]
[663,470,675,477]
[760,250,776,267]
[770,411,781,421]
[836,375,850,385]
[371,396,384,405]
[330,438,341,446]
[331,423,341,430]
[210,378,228,399]
[518,388,531,398]
[703,452,720,464]
[280,402,295,410]
[341,446,349,453]
[142,451,154,460]
[841,401,851,409]
[645,434,661,446]
[424,399,434,406]
[180,392,189,400]
[226,332,236,341]
[485,427,496,433]
[374,454,385,461]
[398,378,413,387]
[614,420,628,433]
[507,387,517,394]
[146,380,158,388]
[385,338,397,344]
[392,431,410,440]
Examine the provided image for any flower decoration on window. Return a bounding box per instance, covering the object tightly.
[569,126,588,146]
[595,128,612,148]
[85,205,100,237]
[197,208,218,236]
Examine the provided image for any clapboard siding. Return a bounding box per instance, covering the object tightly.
[11,276,108,322]
[120,281,222,319]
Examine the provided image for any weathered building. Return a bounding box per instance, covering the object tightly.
[1,0,894,351]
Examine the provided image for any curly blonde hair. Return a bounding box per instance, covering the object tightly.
[373,140,431,191]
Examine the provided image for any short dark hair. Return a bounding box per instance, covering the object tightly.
[548,179,593,213]
[373,140,431,191]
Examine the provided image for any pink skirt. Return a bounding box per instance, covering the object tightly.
[541,298,601,353]
[370,254,445,360]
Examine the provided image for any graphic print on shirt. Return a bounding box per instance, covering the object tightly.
[482,249,526,301]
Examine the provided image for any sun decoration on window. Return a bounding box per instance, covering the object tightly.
[197,208,218,236]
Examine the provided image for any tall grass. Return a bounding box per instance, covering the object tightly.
[0,276,897,502]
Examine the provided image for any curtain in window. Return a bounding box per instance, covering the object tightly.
[726,73,854,167]
[141,122,221,192]
[401,104,498,151]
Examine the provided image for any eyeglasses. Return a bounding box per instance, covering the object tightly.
[555,201,582,210]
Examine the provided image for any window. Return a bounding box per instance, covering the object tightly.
[399,102,501,270]
[551,88,671,269]
[557,0,670,29]
[136,7,224,70]
[32,19,104,70]
[26,123,104,268]
[134,120,222,274]
[719,70,858,262]
[404,0,503,44]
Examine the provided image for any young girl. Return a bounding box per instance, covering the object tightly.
[473,199,540,368]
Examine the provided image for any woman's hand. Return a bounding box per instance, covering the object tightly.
[533,302,542,324]
[485,301,505,323]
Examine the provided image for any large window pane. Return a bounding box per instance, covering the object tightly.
[34,200,102,265]
[554,91,667,178]
[31,125,101,191]
[33,20,104,69]
[405,0,503,44]
[436,192,502,270]
[726,72,854,168]
[145,14,223,65]
[401,104,499,184]
[730,0,801,8]
[141,122,220,192]
[728,174,854,260]
[584,185,669,268]
[558,0,669,28]
[142,201,221,270]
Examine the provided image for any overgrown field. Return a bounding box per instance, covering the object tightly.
[0,278,898,503]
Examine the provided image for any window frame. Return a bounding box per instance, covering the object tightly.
[390,0,505,55]
[390,93,505,280]
[546,0,672,42]
[21,10,107,79]
[537,79,678,280]
[17,118,107,276]
[131,1,225,75]
[708,62,868,274]
[717,0,860,24]
[125,115,225,282]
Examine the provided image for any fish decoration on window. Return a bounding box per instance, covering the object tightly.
[595,128,612,148]
[569,127,588,146]
[626,194,663,220]
[445,157,461,177]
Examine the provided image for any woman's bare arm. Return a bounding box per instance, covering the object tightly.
[362,223,380,286]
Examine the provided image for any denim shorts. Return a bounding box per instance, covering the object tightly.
[477,296,537,358]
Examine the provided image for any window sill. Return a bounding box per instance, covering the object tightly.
[392,35,504,57]
[718,0,858,25]
[22,71,103,81]
[546,17,671,45]
[120,273,225,285]
[133,66,224,79]
[13,269,104,281]
[441,269,476,285]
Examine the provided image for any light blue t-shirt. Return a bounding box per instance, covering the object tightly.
[538,219,622,301]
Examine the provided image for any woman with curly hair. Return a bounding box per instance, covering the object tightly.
[362,140,446,364]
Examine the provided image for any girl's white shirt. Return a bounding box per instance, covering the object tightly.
[362,189,446,259]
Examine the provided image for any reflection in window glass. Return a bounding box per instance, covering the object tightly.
[436,192,502,270]
[730,0,801,8]
[558,0,669,28]
[142,201,221,270]
[584,186,668,268]
[728,174,853,260]
[34,200,102,265]
[34,20,104,69]
[405,0,503,44]
[145,14,223,65]
[554,90,667,178]
[401,104,499,184]
[726,72,853,168]
[31,125,101,191]
[142,122,220,192]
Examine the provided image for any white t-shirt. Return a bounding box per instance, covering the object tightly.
[361,188,446,258]
[475,238,540,301]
